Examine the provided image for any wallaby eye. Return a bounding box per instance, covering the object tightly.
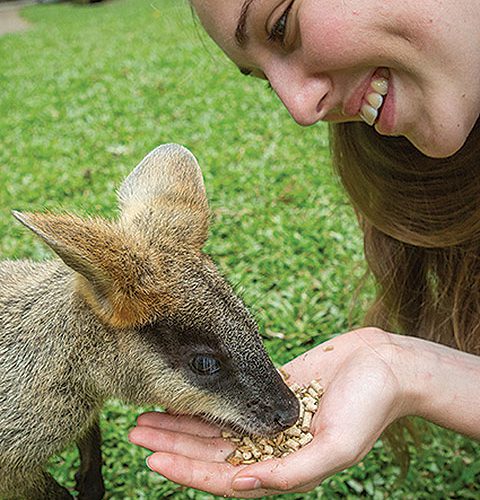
[190,354,221,376]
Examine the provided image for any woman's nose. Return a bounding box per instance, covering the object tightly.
[266,66,331,127]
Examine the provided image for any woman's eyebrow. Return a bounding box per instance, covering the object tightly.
[235,0,258,47]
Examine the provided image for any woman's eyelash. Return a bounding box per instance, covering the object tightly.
[268,1,294,44]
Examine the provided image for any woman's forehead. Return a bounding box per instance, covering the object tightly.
[192,0,250,46]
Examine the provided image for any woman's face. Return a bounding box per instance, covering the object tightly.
[192,0,480,158]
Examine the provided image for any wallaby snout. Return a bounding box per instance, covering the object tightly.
[0,144,298,498]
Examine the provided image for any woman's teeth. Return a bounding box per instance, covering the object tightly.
[359,76,389,126]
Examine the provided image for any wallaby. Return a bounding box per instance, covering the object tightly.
[0,144,299,499]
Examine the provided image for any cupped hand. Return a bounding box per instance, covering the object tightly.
[128,328,413,497]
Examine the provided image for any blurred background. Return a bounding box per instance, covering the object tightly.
[0,0,478,497]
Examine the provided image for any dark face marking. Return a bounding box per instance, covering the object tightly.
[133,253,300,435]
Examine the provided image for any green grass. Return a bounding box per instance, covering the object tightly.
[1,0,479,498]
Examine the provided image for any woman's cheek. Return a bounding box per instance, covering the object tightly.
[302,15,372,69]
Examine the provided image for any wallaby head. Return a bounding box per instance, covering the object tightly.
[13,144,299,436]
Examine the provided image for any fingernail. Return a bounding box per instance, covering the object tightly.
[232,477,261,491]
[146,455,153,470]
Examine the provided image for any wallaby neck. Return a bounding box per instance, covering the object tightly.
[0,258,118,401]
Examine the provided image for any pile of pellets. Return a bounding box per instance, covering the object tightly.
[224,378,324,465]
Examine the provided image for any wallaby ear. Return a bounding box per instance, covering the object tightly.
[12,210,155,327]
[118,144,210,251]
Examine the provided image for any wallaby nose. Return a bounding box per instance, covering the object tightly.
[273,397,300,430]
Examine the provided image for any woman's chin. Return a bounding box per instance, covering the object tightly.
[406,113,480,158]
[407,132,469,159]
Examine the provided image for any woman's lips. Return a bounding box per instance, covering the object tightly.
[343,69,379,118]
[328,68,396,132]
[320,68,396,131]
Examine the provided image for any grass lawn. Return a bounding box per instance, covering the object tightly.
[1,0,479,498]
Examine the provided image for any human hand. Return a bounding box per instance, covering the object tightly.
[128,328,414,497]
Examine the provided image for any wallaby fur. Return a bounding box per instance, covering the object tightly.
[0,144,299,499]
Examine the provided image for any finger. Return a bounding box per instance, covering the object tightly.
[128,426,234,462]
[146,452,290,498]
[135,411,222,437]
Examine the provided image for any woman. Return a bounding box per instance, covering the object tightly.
[128,1,480,496]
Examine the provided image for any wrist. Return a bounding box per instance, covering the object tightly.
[384,332,480,438]
[355,329,463,419]
[383,333,429,418]
[365,331,422,419]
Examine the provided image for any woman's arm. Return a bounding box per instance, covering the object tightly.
[128,328,480,497]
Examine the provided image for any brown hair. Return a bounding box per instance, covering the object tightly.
[330,121,480,355]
